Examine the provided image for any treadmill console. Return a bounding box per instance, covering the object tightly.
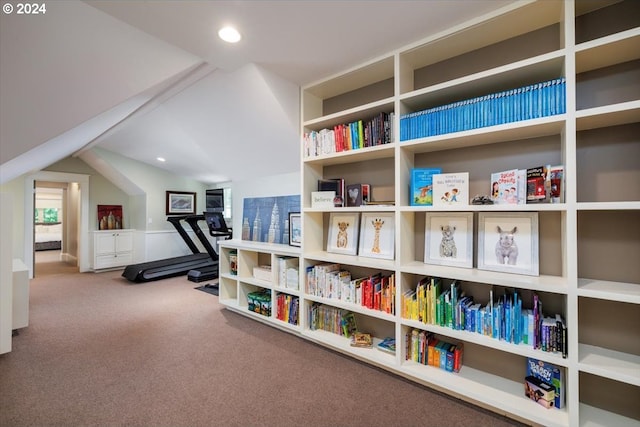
[204,211,232,239]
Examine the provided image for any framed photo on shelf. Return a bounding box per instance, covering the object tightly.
[288,212,302,247]
[477,212,539,276]
[327,212,360,255]
[424,212,473,268]
[358,212,395,260]
[166,191,196,215]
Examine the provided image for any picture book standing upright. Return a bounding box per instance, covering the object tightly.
[490,169,519,205]
[410,168,442,206]
[432,172,469,207]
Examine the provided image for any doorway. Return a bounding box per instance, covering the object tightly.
[34,183,79,277]
[25,171,90,279]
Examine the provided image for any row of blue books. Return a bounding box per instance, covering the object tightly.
[399,77,566,140]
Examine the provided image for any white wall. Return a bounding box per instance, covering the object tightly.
[0,193,13,353]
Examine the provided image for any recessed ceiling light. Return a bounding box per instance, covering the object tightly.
[218,26,241,43]
[157,157,166,162]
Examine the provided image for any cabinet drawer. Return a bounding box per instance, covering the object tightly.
[94,252,132,270]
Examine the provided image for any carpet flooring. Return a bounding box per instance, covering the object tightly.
[1,263,527,427]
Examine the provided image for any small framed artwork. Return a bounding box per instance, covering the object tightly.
[358,212,395,260]
[424,212,473,268]
[166,191,196,215]
[478,212,539,276]
[327,212,360,255]
[289,212,302,247]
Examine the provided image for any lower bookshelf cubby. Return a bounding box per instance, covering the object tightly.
[218,275,238,306]
[274,292,299,327]
[398,342,569,427]
[579,372,640,425]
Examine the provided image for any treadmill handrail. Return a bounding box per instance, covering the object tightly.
[167,215,200,254]
[185,215,219,261]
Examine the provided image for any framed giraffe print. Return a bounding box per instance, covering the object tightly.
[358,212,395,260]
[424,212,473,268]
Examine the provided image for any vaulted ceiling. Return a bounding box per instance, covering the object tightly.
[0,0,515,187]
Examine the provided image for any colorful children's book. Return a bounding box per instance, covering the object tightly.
[525,375,555,409]
[526,357,565,409]
[341,312,357,337]
[526,165,550,203]
[548,165,564,203]
[432,172,469,207]
[376,337,396,354]
[410,168,442,206]
[490,169,519,204]
[350,332,373,348]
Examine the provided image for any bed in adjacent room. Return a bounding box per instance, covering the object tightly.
[34,222,62,251]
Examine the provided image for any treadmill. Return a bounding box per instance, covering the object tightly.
[186,211,232,283]
[122,215,216,283]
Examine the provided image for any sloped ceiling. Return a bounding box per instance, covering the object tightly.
[0,0,516,186]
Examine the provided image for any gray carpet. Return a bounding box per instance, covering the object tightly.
[0,266,527,427]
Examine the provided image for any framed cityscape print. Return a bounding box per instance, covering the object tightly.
[477,212,539,276]
[424,212,473,268]
[358,212,395,260]
[327,212,360,255]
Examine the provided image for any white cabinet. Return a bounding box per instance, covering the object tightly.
[92,229,134,270]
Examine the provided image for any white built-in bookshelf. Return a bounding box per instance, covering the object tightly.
[218,1,639,426]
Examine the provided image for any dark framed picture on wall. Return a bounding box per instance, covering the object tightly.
[289,212,301,247]
[166,191,196,215]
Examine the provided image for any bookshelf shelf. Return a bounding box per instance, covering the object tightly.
[219,2,639,426]
[575,28,640,74]
[575,100,640,130]
[302,98,394,131]
[302,329,397,367]
[304,294,396,323]
[399,115,566,154]
[303,142,395,166]
[399,261,568,294]
[402,317,569,367]
[577,278,640,304]
[401,361,570,427]
[578,344,640,387]
[579,403,640,427]
[399,51,566,112]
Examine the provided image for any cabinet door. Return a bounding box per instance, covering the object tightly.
[114,231,133,253]
[94,233,116,255]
